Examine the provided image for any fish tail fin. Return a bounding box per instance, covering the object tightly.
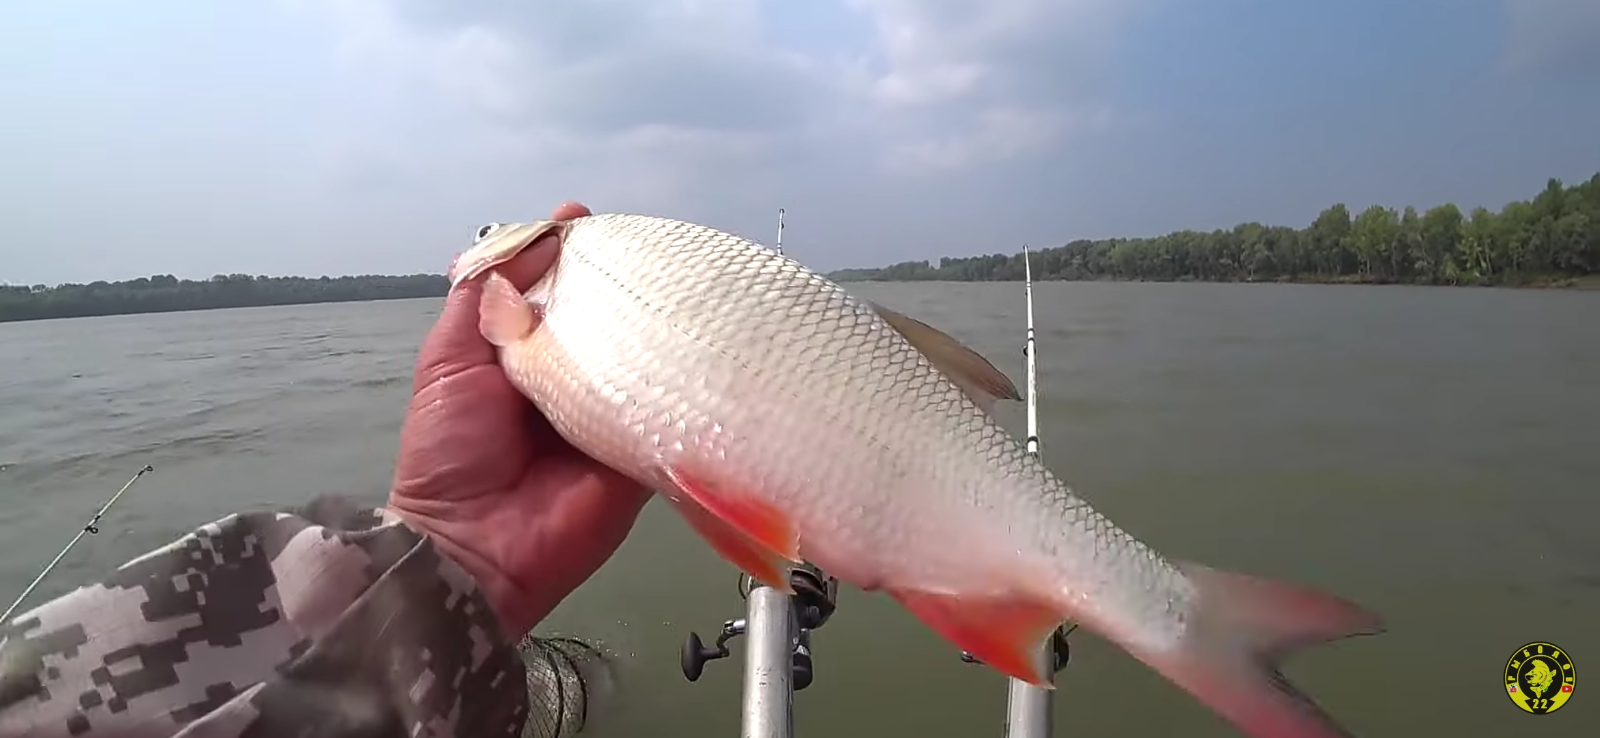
[1132,562,1384,738]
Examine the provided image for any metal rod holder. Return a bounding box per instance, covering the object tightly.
[679,567,839,737]
[741,585,795,738]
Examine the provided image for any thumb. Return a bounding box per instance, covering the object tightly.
[414,203,593,390]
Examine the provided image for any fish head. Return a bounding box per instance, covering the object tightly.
[449,220,567,288]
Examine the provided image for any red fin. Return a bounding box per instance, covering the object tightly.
[479,271,539,347]
[1129,562,1384,738]
[888,588,1064,687]
[663,496,794,592]
[663,465,801,564]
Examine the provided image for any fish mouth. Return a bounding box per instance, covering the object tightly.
[449,220,565,288]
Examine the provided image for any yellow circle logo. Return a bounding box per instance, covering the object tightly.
[1505,641,1575,714]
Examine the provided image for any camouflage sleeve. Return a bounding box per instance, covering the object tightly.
[0,496,533,738]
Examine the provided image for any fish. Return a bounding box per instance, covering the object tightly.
[448,213,1383,738]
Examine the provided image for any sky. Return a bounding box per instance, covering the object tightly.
[2,0,1598,285]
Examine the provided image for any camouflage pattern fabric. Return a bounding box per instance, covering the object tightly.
[0,495,566,738]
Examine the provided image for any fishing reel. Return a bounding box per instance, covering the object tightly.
[959,623,1076,676]
[679,565,840,691]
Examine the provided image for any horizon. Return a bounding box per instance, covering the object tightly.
[4,0,1598,286]
[7,168,1596,289]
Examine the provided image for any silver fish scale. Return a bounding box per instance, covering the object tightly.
[509,213,1194,645]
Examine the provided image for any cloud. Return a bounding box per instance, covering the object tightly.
[283,0,1129,193]
[8,0,1595,286]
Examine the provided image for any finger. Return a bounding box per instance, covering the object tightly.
[412,202,593,388]
[489,201,593,293]
[550,201,592,221]
[413,277,495,384]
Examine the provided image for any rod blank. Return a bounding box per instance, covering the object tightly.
[1,464,153,624]
[1004,247,1054,738]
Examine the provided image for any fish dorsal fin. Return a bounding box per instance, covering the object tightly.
[869,302,1023,414]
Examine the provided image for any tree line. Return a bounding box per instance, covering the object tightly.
[5,173,1596,323]
[828,173,1600,287]
[0,273,449,323]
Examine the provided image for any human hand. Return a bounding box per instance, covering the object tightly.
[386,201,652,636]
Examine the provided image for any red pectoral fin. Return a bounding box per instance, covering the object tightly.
[888,588,1065,687]
[662,465,802,591]
[664,496,795,592]
[663,466,801,561]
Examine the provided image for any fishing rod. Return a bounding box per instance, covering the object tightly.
[953,246,1073,733]
[1,464,154,624]
[775,208,785,256]
[679,207,842,738]
[986,245,1074,738]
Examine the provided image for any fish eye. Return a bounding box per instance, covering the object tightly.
[475,222,501,242]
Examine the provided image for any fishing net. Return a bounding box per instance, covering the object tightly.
[517,633,619,738]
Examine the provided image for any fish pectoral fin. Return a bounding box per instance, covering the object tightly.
[662,465,802,589]
[868,303,1022,413]
[478,271,541,347]
[664,496,796,593]
[887,587,1064,687]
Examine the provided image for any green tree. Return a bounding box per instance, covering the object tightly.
[1306,204,1354,276]
[1350,205,1398,277]
[830,171,1600,289]
[0,274,450,323]
[1419,203,1465,283]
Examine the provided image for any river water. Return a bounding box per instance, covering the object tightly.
[1,282,1596,736]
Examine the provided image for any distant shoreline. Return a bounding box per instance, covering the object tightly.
[0,274,449,324]
[4,269,1595,326]
[825,173,1599,290]
[0,293,451,324]
[827,273,1600,290]
[8,172,1597,323]
[5,271,1594,325]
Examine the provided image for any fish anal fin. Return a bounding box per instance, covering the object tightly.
[869,303,1022,413]
[1128,562,1385,738]
[662,466,801,581]
[663,496,795,592]
[888,587,1063,687]
[479,271,540,347]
